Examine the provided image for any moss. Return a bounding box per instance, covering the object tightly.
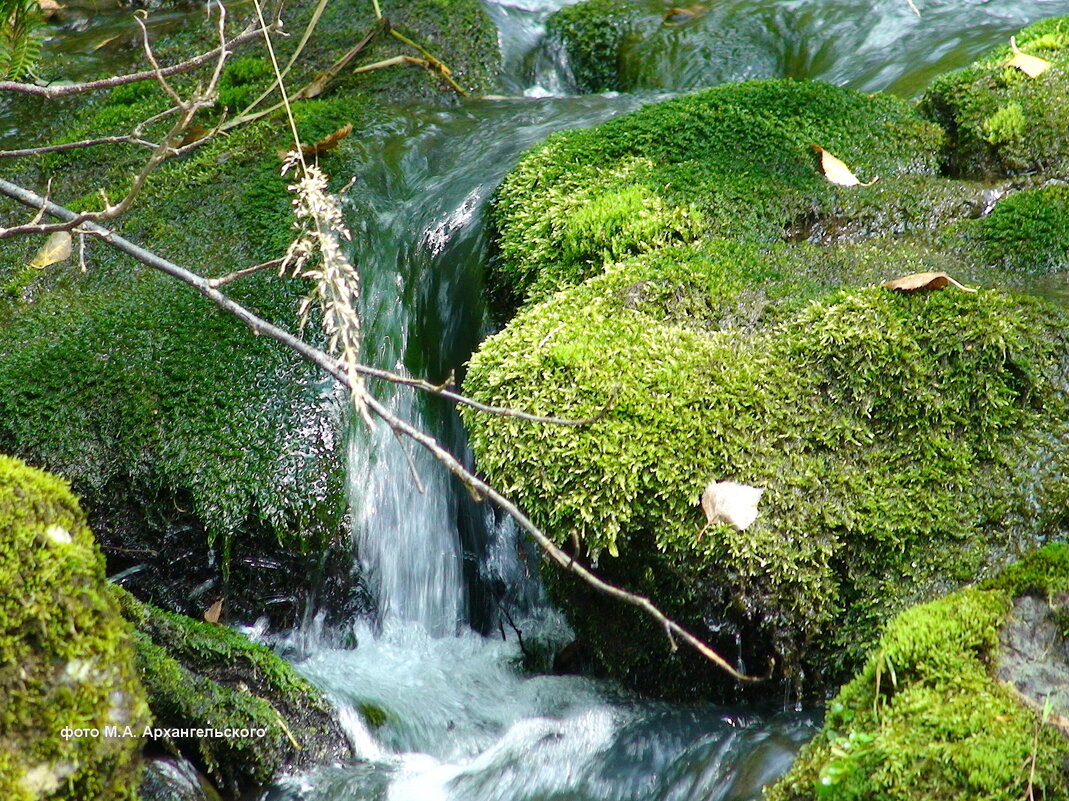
[766,543,1069,801]
[112,587,350,798]
[0,61,399,575]
[464,237,1069,697]
[544,0,660,93]
[922,16,1069,177]
[545,0,787,94]
[0,456,150,801]
[0,0,506,576]
[488,79,943,311]
[955,184,1069,273]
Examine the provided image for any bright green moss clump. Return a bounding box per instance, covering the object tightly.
[464,240,1069,696]
[958,184,1069,272]
[766,543,1069,801]
[489,79,943,311]
[0,456,149,801]
[922,16,1069,177]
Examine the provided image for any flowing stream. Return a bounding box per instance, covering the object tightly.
[258,1,1069,800]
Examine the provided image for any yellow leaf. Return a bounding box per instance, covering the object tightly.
[812,145,878,187]
[1007,36,1051,78]
[881,271,977,293]
[29,231,72,269]
[700,480,763,532]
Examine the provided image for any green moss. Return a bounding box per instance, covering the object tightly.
[489,79,943,310]
[0,456,149,801]
[545,0,787,95]
[767,544,1069,801]
[464,238,1069,696]
[0,75,396,562]
[955,184,1069,273]
[544,0,660,93]
[112,587,347,797]
[922,16,1069,177]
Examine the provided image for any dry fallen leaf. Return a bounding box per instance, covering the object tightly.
[203,598,223,624]
[881,272,977,293]
[700,480,764,532]
[1006,36,1052,78]
[812,145,878,187]
[663,4,705,23]
[279,123,355,161]
[29,231,72,269]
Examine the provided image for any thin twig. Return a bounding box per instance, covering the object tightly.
[356,363,615,426]
[0,135,161,158]
[0,4,233,239]
[0,177,767,684]
[208,257,287,288]
[135,11,184,106]
[0,24,275,99]
[388,28,468,97]
[389,426,426,494]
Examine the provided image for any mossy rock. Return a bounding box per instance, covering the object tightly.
[922,16,1069,178]
[766,542,1069,801]
[0,455,150,801]
[0,97,357,622]
[952,183,1069,273]
[544,0,787,94]
[0,7,455,622]
[113,588,352,798]
[463,239,1069,699]
[487,79,944,312]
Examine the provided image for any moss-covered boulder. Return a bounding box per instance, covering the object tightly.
[922,16,1069,178]
[465,238,1069,698]
[0,455,150,801]
[488,79,944,312]
[544,0,781,94]
[113,588,352,798]
[0,0,499,624]
[952,183,1069,273]
[766,542,1069,801]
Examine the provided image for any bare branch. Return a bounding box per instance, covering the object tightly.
[0,4,234,239]
[135,10,185,107]
[0,24,276,99]
[0,176,769,684]
[355,363,615,426]
[0,135,161,159]
[208,257,287,288]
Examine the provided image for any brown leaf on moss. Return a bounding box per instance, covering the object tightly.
[812,145,878,187]
[279,123,355,162]
[177,124,210,149]
[881,272,977,293]
[203,598,223,624]
[1007,36,1052,78]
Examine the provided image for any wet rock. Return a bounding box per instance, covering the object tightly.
[922,17,1069,178]
[999,594,1069,721]
[139,757,221,801]
[469,62,1069,701]
[114,588,354,799]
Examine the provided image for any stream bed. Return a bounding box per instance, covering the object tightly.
[251,1,1069,799]
[18,0,1069,798]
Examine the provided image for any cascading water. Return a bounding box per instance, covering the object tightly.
[265,1,1069,799]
